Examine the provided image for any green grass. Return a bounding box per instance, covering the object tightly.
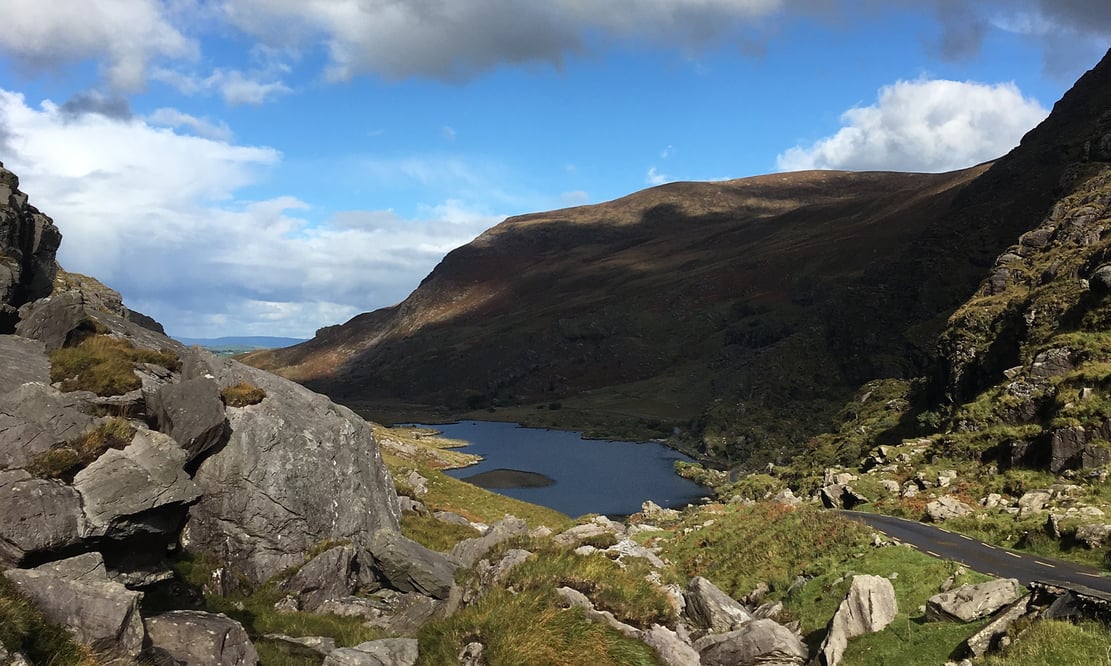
[26,417,135,481]
[977,620,1111,666]
[396,466,573,529]
[0,574,92,665]
[221,382,267,407]
[50,334,180,396]
[401,513,481,552]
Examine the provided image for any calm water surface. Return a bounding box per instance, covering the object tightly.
[421,420,706,518]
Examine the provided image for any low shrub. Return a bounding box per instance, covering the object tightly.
[221,382,267,407]
[26,418,135,481]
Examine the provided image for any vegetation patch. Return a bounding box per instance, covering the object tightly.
[50,334,180,396]
[401,513,481,552]
[26,417,135,482]
[0,573,91,666]
[221,382,267,407]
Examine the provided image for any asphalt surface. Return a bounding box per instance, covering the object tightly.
[840,510,1111,597]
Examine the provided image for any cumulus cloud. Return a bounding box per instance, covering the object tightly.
[147,107,233,141]
[646,167,671,185]
[151,66,292,105]
[776,79,1049,173]
[0,0,194,90]
[0,89,500,337]
[59,91,133,120]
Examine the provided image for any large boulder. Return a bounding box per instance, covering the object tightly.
[964,593,1032,657]
[695,618,808,666]
[925,495,973,522]
[816,575,897,666]
[0,383,98,470]
[1050,425,1111,473]
[366,530,457,600]
[3,553,144,658]
[684,576,753,634]
[0,469,86,565]
[146,377,227,462]
[0,163,61,333]
[640,624,700,666]
[283,545,359,612]
[926,578,1023,622]
[73,429,200,539]
[145,610,257,666]
[182,352,400,585]
[323,638,419,666]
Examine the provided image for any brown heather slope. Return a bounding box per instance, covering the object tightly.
[245,49,1111,466]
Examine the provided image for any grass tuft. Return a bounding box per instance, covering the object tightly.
[221,382,267,407]
[50,334,180,396]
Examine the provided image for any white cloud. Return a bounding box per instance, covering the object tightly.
[147,107,233,141]
[0,89,499,338]
[646,167,671,185]
[441,126,457,142]
[0,0,194,90]
[776,79,1049,173]
[152,66,292,105]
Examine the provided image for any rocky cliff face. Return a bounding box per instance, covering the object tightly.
[0,166,425,660]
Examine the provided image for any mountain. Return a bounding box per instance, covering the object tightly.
[244,51,1111,466]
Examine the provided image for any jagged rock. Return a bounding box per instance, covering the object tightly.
[0,382,98,470]
[964,594,1032,657]
[823,469,856,486]
[1090,264,1111,293]
[901,482,919,498]
[641,499,681,520]
[147,377,227,462]
[404,470,429,497]
[316,596,383,619]
[1050,426,1111,473]
[880,480,901,494]
[432,510,471,526]
[4,554,144,658]
[553,516,626,545]
[1029,348,1075,378]
[362,592,446,637]
[450,515,528,567]
[556,586,639,638]
[684,576,753,634]
[182,352,400,585]
[145,610,257,665]
[819,484,869,510]
[1016,490,1053,518]
[981,493,1004,509]
[641,624,700,666]
[937,470,958,488]
[694,618,808,666]
[367,529,457,599]
[816,575,897,666]
[398,496,428,515]
[0,163,61,333]
[14,291,92,351]
[771,488,802,506]
[283,546,358,612]
[323,638,419,666]
[263,634,337,658]
[0,335,49,394]
[458,642,486,666]
[1075,524,1111,549]
[608,538,668,569]
[0,469,86,565]
[926,496,973,522]
[753,601,784,620]
[926,578,1022,622]
[73,429,200,539]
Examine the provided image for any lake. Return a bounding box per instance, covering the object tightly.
[421,420,706,518]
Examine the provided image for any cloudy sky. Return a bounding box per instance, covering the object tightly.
[0,1,1108,339]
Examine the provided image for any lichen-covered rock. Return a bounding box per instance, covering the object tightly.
[926,578,1022,622]
[684,576,753,634]
[147,377,227,462]
[1075,523,1111,549]
[926,496,973,522]
[73,429,200,539]
[182,352,400,585]
[3,554,144,658]
[695,618,808,666]
[817,575,897,666]
[0,469,86,565]
[366,529,457,600]
[145,610,257,665]
[323,638,418,666]
[0,382,98,470]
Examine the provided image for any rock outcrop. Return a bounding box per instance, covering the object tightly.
[0,163,61,333]
[684,576,754,634]
[926,578,1023,622]
[145,610,258,666]
[816,575,898,666]
[694,618,808,666]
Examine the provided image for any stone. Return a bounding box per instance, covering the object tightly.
[641,499,681,520]
[147,377,227,462]
[608,538,668,569]
[263,634,337,658]
[1050,426,1111,473]
[1017,490,1053,518]
[926,579,1023,622]
[432,510,471,527]
[4,555,144,658]
[1075,524,1111,549]
[0,335,49,395]
[1090,264,1111,293]
[398,496,428,515]
[640,624,700,666]
[450,515,528,567]
[937,470,958,488]
[901,482,919,498]
[367,529,457,600]
[404,470,429,497]
[0,469,86,565]
[458,641,486,666]
[816,575,897,666]
[323,638,419,666]
[964,594,1032,657]
[283,546,358,612]
[145,610,257,665]
[684,576,753,634]
[362,592,445,637]
[73,429,200,539]
[1029,348,1075,379]
[556,586,639,638]
[14,291,93,351]
[182,352,400,585]
[0,383,98,470]
[926,496,973,522]
[0,164,61,333]
[553,516,625,546]
[695,618,808,666]
[880,480,901,494]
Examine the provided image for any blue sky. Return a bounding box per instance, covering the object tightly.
[0,1,1108,338]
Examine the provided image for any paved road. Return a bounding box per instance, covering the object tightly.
[840,510,1111,597]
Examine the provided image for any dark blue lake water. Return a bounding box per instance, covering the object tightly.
[424,420,706,518]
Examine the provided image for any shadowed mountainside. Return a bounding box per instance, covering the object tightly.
[245,51,1111,465]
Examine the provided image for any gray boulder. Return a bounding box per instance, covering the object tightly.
[926,578,1022,622]
[147,377,227,462]
[3,553,144,658]
[695,618,808,666]
[145,610,257,665]
[0,383,97,470]
[14,291,91,351]
[366,529,457,600]
[1050,425,1111,473]
[0,469,86,565]
[926,496,973,522]
[73,429,200,539]
[964,593,1032,657]
[0,335,48,394]
[182,352,400,585]
[816,575,897,666]
[640,624,700,666]
[323,638,418,666]
[450,515,528,567]
[283,545,358,612]
[263,634,337,659]
[684,576,753,634]
[1075,524,1111,549]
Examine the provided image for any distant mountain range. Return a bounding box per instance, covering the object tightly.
[175,336,305,350]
